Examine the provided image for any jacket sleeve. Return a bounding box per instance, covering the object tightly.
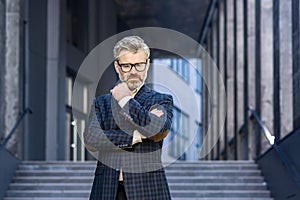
[84,100,133,152]
[119,94,173,141]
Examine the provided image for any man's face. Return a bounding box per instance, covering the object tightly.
[114,49,149,91]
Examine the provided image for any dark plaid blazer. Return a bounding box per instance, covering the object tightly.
[85,85,173,200]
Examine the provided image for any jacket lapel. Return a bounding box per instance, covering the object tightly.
[134,85,151,105]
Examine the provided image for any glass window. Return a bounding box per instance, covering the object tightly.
[195,59,202,93]
[65,67,88,161]
[195,123,202,160]
[169,107,189,160]
[65,77,73,106]
[66,0,88,52]
[181,59,189,82]
[156,58,190,82]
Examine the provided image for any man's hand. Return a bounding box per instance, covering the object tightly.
[150,108,164,117]
[149,108,168,142]
[139,108,164,141]
[110,82,133,101]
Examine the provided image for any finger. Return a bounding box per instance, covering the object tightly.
[151,110,164,117]
[154,112,164,117]
[150,109,160,114]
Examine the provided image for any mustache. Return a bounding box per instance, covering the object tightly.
[127,75,142,80]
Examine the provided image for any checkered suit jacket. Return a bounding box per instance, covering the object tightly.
[85,85,173,200]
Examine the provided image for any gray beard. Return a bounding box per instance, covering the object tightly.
[119,72,147,91]
[127,80,142,91]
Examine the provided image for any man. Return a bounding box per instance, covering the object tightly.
[84,36,174,200]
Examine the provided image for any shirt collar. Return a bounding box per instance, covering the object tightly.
[132,84,143,97]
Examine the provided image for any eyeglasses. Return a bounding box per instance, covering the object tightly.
[117,60,148,73]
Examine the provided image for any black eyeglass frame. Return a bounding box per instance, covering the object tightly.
[116,60,148,73]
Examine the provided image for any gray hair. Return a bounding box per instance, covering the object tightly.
[113,36,150,59]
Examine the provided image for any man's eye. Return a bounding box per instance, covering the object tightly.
[122,64,131,68]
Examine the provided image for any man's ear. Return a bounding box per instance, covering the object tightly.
[114,61,120,74]
[146,59,150,69]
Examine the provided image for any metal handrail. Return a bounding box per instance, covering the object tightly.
[1,107,32,147]
[248,106,300,187]
[248,106,275,145]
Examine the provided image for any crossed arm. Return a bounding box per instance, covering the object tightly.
[84,94,173,152]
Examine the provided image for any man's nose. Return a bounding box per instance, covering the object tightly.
[130,66,138,74]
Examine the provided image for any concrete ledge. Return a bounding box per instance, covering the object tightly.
[257,128,300,199]
[0,146,20,199]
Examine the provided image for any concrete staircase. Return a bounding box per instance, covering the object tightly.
[4,160,273,200]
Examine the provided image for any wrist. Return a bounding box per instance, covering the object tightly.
[118,96,133,108]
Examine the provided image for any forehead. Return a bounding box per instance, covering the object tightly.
[118,49,147,63]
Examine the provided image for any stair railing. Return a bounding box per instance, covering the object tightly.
[0,107,32,148]
[248,106,300,188]
[248,106,275,145]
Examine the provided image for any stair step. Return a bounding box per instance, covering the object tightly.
[4,198,88,200]
[5,160,273,199]
[13,176,265,184]
[6,190,271,198]
[19,161,259,168]
[4,198,274,200]
[171,198,273,200]
[168,183,267,190]
[170,190,271,198]
[9,183,92,190]
[12,176,93,183]
[9,182,267,191]
[167,176,265,183]
[14,169,262,177]
[19,165,257,172]
[5,190,90,198]
[21,160,255,164]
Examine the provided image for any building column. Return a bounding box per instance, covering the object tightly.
[226,0,235,160]
[260,0,274,153]
[200,42,210,160]
[25,0,48,160]
[236,0,245,159]
[1,0,22,157]
[247,0,258,159]
[206,30,213,160]
[0,0,6,142]
[45,0,61,160]
[212,15,219,159]
[279,0,293,137]
[57,0,67,161]
[292,0,300,129]
[218,0,226,159]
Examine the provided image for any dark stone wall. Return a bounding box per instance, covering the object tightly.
[0,0,6,141]
[25,0,47,160]
[292,0,300,129]
[257,128,300,200]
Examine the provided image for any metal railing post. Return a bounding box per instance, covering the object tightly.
[248,106,300,188]
[1,108,32,147]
